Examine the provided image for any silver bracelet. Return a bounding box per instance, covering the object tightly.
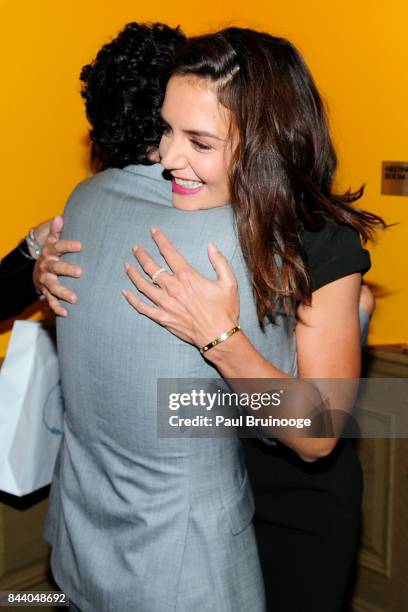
[25,228,42,259]
[18,241,36,261]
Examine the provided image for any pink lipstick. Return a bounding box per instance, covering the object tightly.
[172,178,204,195]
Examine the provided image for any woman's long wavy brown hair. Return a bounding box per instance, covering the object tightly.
[171,27,385,323]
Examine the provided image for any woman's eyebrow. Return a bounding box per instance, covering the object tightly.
[160,112,224,141]
[184,129,224,141]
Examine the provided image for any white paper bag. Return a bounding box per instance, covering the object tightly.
[0,320,63,496]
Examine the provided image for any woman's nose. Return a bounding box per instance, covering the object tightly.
[159,135,188,171]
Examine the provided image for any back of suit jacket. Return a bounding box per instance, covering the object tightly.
[44,164,297,612]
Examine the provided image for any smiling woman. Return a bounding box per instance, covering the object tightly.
[122,27,385,612]
[159,75,234,209]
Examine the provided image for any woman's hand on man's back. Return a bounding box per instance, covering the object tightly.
[33,216,82,316]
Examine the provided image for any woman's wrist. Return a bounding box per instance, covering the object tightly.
[24,219,52,259]
[25,229,42,259]
[199,323,241,355]
[201,327,247,366]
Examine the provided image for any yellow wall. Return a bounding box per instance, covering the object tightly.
[1,0,407,356]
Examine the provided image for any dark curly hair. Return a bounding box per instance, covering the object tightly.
[80,22,186,169]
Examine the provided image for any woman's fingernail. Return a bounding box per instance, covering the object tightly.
[209,242,218,254]
[124,262,130,271]
[132,245,139,253]
[150,226,158,235]
[122,289,128,298]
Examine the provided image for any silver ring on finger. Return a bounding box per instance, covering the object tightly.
[151,267,167,286]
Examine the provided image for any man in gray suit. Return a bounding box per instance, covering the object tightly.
[43,23,284,611]
[47,161,279,612]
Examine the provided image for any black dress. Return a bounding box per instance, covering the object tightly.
[245,222,371,612]
[0,243,38,322]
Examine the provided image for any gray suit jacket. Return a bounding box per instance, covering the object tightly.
[44,164,297,611]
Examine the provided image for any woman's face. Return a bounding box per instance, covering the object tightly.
[159,75,235,210]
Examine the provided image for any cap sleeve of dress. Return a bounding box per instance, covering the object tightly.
[302,222,371,292]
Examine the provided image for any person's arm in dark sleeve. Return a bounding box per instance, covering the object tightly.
[0,243,40,322]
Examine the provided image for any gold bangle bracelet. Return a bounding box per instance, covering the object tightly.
[199,324,241,355]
